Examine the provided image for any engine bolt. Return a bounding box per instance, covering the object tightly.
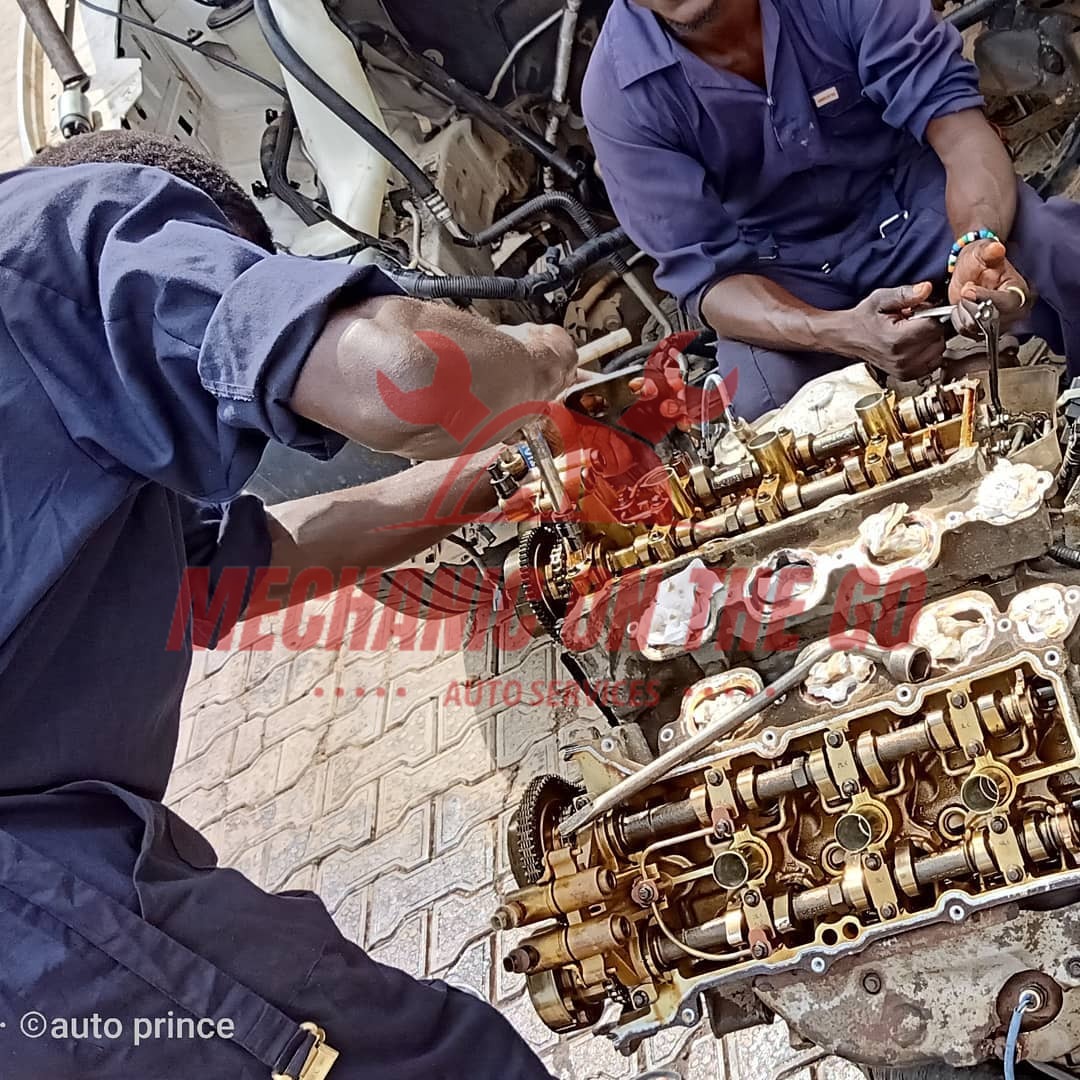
[631,879,658,907]
[744,890,761,907]
[491,907,516,932]
[632,991,650,1010]
[862,973,883,995]
[841,779,858,797]
[751,943,769,960]
[1066,958,1080,980]
[865,854,882,871]
[706,770,722,785]
[990,816,1008,834]
[1007,867,1024,883]
[826,732,844,748]
[881,904,897,919]
[504,946,540,975]
[951,692,968,709]
[967,741,984,757]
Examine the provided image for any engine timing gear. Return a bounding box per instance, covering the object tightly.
[516,527,569,639]
[507,774,583,887]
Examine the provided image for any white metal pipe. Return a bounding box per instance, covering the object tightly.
[543,0,581,189]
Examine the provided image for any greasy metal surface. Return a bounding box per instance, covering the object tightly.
[499,583,1080,1064]
[756,901,1080,1068]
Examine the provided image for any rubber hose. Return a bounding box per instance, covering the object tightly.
[463,192,601,247]
[259,112,321,226]
[347,22,584,185]
[604,343,655,371]
[252,0,440,205]
[463,191,631,276]
[1050,544,1080,569]
[945,0,1000,29]
[390,226,630,301]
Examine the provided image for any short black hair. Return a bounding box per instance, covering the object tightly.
[33,129,275,253]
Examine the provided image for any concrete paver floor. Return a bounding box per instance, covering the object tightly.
[170,599,866,1080]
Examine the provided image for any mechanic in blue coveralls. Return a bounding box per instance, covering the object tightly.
[583,0,1080,419]
[0,129,573,1078]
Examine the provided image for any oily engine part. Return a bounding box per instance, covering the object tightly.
[495,585,1080,1064]
[495,365,1058,717]
[496,378,981,613]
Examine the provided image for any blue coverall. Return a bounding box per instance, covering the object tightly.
[0,162,550,1078]
[583,0,1080,418]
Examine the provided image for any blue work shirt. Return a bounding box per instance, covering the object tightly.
[583,0,985,320]
[0,163,554,1080]
[0,162,385,801]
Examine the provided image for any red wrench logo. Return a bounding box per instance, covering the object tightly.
[376,331,493,443]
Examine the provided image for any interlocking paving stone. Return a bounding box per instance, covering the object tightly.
[171,516,872,1080]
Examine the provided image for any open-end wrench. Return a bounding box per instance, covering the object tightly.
[908,305,956,322]
[969,296,1005,417]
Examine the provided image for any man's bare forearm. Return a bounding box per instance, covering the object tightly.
[927,109,1017,241]
[262,453,498,606]
[700,275,854,355]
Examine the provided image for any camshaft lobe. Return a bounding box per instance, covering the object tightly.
[558,639,931,839]
[731,679,1039,812]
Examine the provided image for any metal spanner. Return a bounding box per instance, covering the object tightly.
[968,296,1005,417]
[910,300,1006,416]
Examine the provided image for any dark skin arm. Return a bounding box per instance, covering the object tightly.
[248,295,577,612]
[699,112,1032,368]
[926,108,1031,320]
[291,295,579,460]
[261,452,498,607]
[701,276,945,380]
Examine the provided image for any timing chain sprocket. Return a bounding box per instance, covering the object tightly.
[507,774,583,887]
[516,527,570,639]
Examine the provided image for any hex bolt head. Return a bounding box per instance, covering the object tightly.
[705,770,722,786]
[681,1008,696,1025]
[967,741,984,757]
[826,731,844,748]
[881,903,897,919]
[841,779,858,797]
[1066,958,1080,980]
[865,854,882,872]
[743,890,761,907]
[632,991,649,1010]
[862,972,883,995]
[991,816,1008,834]
[751,943,769,960]
[950,692,968,709]
[1007,867,1024,883]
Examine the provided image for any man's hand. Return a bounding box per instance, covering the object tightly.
[841,283,945,380]
[497,321,581,402]
[948,239,1033,334]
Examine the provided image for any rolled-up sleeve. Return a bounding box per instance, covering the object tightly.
[583,65,758,321]
[839,0,984,141]
[5,163,396,503]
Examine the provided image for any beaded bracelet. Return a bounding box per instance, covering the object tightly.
[947,228,999,275]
